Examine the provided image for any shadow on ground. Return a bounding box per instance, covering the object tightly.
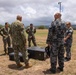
[43,68,62,74]
[0,53,7,56]
[8,64,25,70]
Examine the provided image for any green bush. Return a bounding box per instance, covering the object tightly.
[38,25,45,29]
[0,24,3,29]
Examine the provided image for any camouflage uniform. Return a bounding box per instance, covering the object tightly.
[46,19,66,71]
[11,20,28,65]
[0,27,11,54]
[26,26,37,47]
[65,26,73,59]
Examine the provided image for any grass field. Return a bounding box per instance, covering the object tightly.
[35,29,76,49]
[0,29,76,75]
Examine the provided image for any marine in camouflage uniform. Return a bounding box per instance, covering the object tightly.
[46,13,66,73]
[0,22,11,54]
[10,15,31,68]
[64,22,73,61]
[26,23,37,47]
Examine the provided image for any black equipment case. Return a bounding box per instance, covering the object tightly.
[9,46,47,61]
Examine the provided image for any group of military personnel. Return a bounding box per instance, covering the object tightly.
[0,19,37,54]
[0,13,73,73]
[0,15,36,68]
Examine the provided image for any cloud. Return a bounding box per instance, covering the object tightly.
[0,0,76,25]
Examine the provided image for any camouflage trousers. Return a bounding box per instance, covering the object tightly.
[65,40,72,59]
[3,36,11,53]
[50,42,64,70]
[13,44,29,65]
[28,36,37,47]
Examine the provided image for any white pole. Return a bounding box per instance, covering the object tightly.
[58,2,61,13]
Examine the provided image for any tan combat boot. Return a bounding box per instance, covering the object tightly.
[25,63,32,68]
[17,63,23,68]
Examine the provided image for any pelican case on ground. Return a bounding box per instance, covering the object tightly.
[9,46,47,61]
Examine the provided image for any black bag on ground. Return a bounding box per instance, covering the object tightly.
[45,46,50,57]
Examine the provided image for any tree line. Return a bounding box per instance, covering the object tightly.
[0,24,76,30]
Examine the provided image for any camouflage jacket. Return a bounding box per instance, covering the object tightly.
[10,20,26,45]
[26,26,36,36]
[65,27,73,40]
[46,19,66,44]
[0,27,10,38]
